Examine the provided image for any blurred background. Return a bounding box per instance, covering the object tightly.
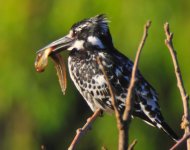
[0,0,190,149]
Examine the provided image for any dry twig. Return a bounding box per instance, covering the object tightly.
[68,109,102,150]
[164,22,190,149]
[97,20,151,150]
[170,133,190,150]
[128,139,138,150]
[96,57,123,127]
[97,56,124,149]
[123,20,151,121]
[121,20,152,149]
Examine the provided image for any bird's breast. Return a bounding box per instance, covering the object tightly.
[68,53,101,92]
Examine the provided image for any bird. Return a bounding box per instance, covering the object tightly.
[37,14,178,141]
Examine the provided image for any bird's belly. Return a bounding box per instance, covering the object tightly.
[68,56,114,112]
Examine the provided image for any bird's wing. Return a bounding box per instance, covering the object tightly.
[98,50,161,123]
[108,50,163,123]
[108,50,178,141]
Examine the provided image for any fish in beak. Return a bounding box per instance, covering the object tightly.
[35,34,74,72]
[37,35,74,55]
[34,35,72,94]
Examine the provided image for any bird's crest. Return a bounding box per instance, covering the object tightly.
[71,14,110,33]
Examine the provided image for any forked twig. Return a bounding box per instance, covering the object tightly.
[68,109,102,150]
[170,133,190,150]
[164,22,190,150]
[97,20,151,150]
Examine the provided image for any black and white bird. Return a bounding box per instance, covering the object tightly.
[38,14,178,141]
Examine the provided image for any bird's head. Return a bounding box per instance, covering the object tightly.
[37,14,114,54]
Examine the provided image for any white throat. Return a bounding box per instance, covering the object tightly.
[68,40,84,51]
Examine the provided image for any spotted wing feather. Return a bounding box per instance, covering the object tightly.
[98,50,178,141]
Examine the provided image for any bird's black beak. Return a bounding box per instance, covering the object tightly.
[37,35,74,55]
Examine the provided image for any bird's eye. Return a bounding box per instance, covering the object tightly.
[72,30,77,37]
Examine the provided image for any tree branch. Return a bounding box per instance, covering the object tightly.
[97,20,151,150]
[170,133,190,150]
[97,56,124,149]
[96,56,123,126]
[123,20,151,121]
[123,21,151,121]
[68,109,102,150]
[128,139,138,150]
[121,20,152,149]
[164,22,190,149]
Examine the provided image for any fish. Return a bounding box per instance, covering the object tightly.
[35,48,67,94]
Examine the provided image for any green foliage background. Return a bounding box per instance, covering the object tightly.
[0,0,190,149]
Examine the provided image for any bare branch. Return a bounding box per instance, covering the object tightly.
[96,57,123,128]
[97,20,151,150]
[128,139,138,150]
[123,20,151,121]
[97,56,124,150]
[164,22,190,149]
[170,133,190,150]
[121,20,151,149]
[68,109,102,150]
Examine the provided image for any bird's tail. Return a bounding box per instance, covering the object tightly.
[133,109,179,141]
[159,121,179,142]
